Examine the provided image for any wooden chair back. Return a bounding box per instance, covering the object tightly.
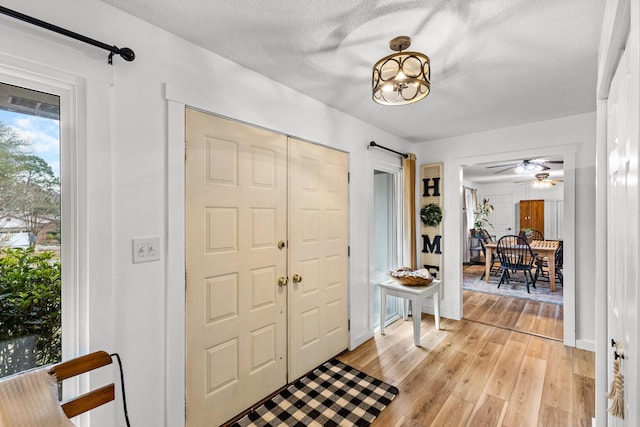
[528,229,544,241]
[496,235,536,272]
[49,351,115,419]
[479,228,494,243]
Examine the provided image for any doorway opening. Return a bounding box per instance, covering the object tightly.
[461,155,566,341]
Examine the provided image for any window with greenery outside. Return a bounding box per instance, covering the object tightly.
[0,121,61,377]
[0,248,61,377]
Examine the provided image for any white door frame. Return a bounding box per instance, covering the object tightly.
[165,84,355,426]
[451,144,577,347]
[595,1,637,425]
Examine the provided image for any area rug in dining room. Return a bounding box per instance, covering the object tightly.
[463,264,563,305]
[229,359,398,427]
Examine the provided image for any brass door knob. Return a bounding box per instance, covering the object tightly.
[277,276,288,287]
[292,274,302,284]
[278,240,286,250]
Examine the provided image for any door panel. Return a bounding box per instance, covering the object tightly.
[606,45,637,426]
[185,109,288,426]
[185,112,349,424]
[484,193,513,239]
[288,137,349,379]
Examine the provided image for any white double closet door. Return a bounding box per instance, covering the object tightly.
[184,109,349,426]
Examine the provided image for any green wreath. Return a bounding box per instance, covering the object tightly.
[420,203,442,227]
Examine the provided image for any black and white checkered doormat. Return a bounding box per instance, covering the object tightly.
[229,359,399,427]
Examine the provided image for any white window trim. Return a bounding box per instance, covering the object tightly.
[0,53,114,427]
[0,64,79,369]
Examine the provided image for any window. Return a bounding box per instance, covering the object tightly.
[0,82,61,377]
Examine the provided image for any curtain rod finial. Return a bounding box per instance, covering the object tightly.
[119,47,135,62]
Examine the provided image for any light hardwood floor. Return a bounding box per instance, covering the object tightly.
[337,312,594,427]
[462,262,563,341]
[463,290,563,341]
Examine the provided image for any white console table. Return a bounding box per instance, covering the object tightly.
[379,279,441,346]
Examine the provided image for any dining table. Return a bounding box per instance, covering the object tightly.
[484,240,561,292]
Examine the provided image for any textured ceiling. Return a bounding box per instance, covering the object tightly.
[100,0,604,142]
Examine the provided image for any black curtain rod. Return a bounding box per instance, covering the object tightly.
[0,5,135,65]
[368,141,409,158]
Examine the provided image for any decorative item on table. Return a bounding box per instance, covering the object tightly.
[389,267,434,286]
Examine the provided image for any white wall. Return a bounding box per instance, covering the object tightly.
[473,181,564,239]
[476,181,564,206]
[414,112,596,350]
[0,1,412,426]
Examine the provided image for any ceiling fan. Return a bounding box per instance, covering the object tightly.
[515,173,564,187]
[486,159,563,175]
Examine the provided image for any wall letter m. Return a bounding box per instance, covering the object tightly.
[422,234,442,254]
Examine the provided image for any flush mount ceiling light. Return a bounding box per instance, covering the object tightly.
[372,36,430,105]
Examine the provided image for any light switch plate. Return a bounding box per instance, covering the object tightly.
[132,237,161,263]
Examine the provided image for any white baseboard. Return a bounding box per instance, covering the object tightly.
[349,331,373,351]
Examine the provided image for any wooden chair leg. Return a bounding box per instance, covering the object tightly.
[498,268,509,287]
[534,263,541,283]
[528,270,537,288]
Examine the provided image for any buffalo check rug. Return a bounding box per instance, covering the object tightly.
[229,359,399,427]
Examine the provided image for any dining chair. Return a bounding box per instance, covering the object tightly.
[479,228,494,243]
[478,238,500,280]
[534,243,563,286]
[496,235,537,293]
[528,229,544,241]
[478,228,500,280]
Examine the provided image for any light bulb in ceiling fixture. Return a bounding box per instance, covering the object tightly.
[532,179,553,188]
[382,84,394,93]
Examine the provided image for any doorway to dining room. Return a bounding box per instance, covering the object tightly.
[460,151,568,342]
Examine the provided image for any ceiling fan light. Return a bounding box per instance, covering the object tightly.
[372,36,430,106]
[514,165,525,174]
[532,179,553,188]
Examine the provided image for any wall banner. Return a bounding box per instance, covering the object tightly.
[420,163,443,280]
